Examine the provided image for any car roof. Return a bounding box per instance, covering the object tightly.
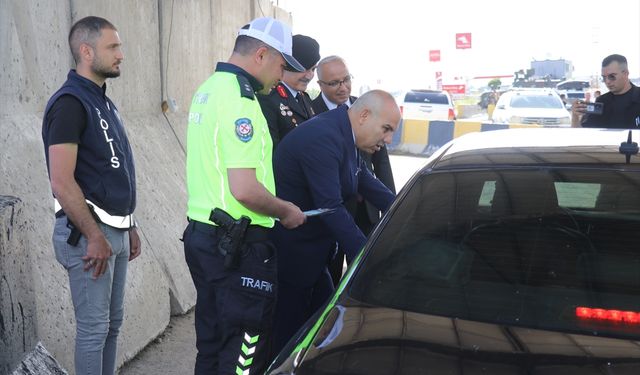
[502,88,558,96]
[395,89,450,96]
[427,128,640,169]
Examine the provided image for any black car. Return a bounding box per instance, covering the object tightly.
[268,128,640,375]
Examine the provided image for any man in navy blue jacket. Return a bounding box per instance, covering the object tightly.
[270,89,400,356]
[42,16,140,375]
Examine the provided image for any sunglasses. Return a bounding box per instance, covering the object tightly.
[601,70,627,82]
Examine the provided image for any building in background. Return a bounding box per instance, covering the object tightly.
[531,59,574,80]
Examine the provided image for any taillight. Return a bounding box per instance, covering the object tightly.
[399,105,404,116]
[576,306,640,323]
[448,108,455,120]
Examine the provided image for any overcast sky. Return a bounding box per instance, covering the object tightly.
[277,0,640,92]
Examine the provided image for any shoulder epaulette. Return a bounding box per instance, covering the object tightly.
[276,84,288,99]
[237,75,255,100]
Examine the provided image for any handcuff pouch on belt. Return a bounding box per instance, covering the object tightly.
[209,208,251,270]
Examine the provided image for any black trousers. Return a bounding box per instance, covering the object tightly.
[183,220,276,375]
[329,200,374,286]
[271,267,334,360]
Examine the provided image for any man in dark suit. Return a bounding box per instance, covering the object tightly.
[270,90,401,356]
[312,55,396,286]
[258,35,320,149]
[311,55,357,113]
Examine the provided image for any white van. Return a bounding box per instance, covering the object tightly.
[396,90,456,121]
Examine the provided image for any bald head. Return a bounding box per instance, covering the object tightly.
[350,90,398,117]
[316,56,347,80]
[348,90,401,154]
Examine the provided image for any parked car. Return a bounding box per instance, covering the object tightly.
[268,128,640,375]
[556,89,587,108]
[492,89,570,125]
[396,89,456,121]
[556,79,590,91]
[556,80,595,108]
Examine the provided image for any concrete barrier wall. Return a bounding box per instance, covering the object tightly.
[389,119,545,156]
[0,197,38,375]
[0,0,289,372]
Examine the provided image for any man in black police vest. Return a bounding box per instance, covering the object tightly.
[42,16,141,375]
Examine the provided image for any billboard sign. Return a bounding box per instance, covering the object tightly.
[455,33,472,49]
[442,84,466,94]
[429,50,441,62]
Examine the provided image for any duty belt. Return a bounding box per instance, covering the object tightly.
[54,198,135,229]
[188,219,269,242]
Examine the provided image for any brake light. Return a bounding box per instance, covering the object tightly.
[576,306,640,323]
[448,108,455,120]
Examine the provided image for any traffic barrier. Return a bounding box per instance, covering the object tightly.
[388,119,543,156]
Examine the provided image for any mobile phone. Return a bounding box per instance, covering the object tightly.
[585,102,603,115]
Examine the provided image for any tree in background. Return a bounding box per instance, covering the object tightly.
[488,78,502,91]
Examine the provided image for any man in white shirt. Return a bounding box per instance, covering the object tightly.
[311,55,356,113]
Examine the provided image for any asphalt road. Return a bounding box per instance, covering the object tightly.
[119,311,195,374]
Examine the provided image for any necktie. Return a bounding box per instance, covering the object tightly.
[296,92,309,117]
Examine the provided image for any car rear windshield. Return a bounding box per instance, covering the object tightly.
[510,94,563,109]
[404,91,450,105]
[566,92,585,100]
[351,168,640,339]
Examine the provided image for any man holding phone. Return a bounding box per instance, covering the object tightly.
[572,54,640,128]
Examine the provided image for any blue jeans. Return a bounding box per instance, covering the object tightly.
[53,217,130,375]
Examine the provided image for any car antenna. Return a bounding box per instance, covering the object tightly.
[619,130,639,164]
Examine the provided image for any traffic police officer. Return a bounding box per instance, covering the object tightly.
[183,17,306,375]
[258,34,320,149]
